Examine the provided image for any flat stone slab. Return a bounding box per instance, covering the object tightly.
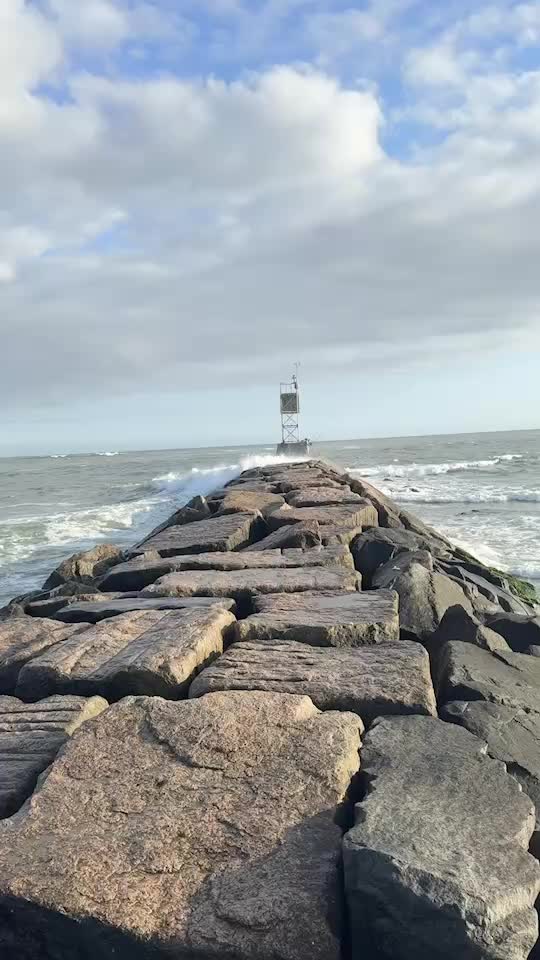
[245,521,321,552]
[190,639,436,720]
[236,590,399,646]
[215,490,285,516]
[53,595,236,624]
[0,618,87,695]
[267,503,378,531]
[343,715,540,960]
[0,694,107,818]
[437,641,540,714]
[142,567,360,608]
[0,692,362,959]
[134,512,260,557]
[99,546,352,592]
[442,700,540,855]
[285,487,362,508]
[15,607,235,702]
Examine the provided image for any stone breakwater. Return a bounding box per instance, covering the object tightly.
[0,459,539,959]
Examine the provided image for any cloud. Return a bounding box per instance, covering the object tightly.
[1,0,540,426]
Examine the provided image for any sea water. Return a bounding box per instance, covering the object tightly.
[0,429,538,606]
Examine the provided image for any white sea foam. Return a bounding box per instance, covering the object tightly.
[152,453,304,501]
[350,456,524,479]
[386,488,540,504]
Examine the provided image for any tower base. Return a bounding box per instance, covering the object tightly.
[276,440,312,457]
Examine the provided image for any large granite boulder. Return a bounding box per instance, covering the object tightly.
[373,556,472,641]
[133,495,213,545]
[429,605,511,654]
[343,715,540,960]
[15,606,235,702]
[285,487,362,508]
[142,567,359,616]
[267,502,377,532]
[190,639,437,720]
[99,547,352,593]
[245,521,322,552]
[0,692,362,960]
[437,560,533,615]
[52,595,235,624]
[482,613,540,654]
[442,700,540,856]
[0,694,107,818]
[235,590,399,646]
[42,545,125,591]
[133,512,261,557]
[215,490,285,517]
[436,641,540,714]
[0,618,88,694]
[351,526,447,587]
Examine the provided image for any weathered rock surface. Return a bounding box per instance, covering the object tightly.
[343,715,540,960]
[482,613,540,654]
[215,489,285,516]
[134,512,261,557]
[285,487,362,508]
[0,694,107,818]
[236,590,399,647]
[99,546,352,592]
[320,524,363,547]
[437,641,540,714]
[245,520,322,552]
[373,556,472,640]
[0,692,362,960]
[438,560,533,615]
[0,618,87,694]
[429,604,511,654]
[42,544,124,591]
[351,526,447,586]
[142,567,360,612]
[16,607,235,702]
[190,639,436,720]
[132,496,213,546]
[53,595,235,623]
[26,591,126,619]
[267,502,377,532]
[442,700,540,855]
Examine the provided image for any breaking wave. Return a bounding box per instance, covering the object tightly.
[387,488,540,505]
[350,455,524,479]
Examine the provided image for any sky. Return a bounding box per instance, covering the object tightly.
[2,0,540,455]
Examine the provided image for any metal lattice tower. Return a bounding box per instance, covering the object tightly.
[280,366,301,444]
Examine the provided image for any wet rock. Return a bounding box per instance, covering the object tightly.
[437,641,540,714]
[235,589,399,647]
[0,694,107,818]
[190,639,436,720]
[267,502,378,532]
[343,715,540,960]
[142,567,360,613]
[482,613,540,654]
[132,512,262,557]
[245,520,322,552]
[0,692,362,960]
[52,595,235,624]
[215,490,285,516]
[42,545,125,591]
[99,547,351,592]
[16,606,235,702]
[429,605,511,654]
[442,700,540,856]
[285,487,363,508]
[0,618,87,694]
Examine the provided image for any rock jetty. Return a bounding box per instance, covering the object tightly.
[0,457,539,959]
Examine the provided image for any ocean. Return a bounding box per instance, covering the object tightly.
[0,430,539,607]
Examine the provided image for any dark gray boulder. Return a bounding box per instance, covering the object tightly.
[351,527,441,586]
[482,613,540,654]
[436,641,540,714]
[442,700,540,857]
[429,605,511,655]
[343,715,540,960]
[373,556,472,641]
